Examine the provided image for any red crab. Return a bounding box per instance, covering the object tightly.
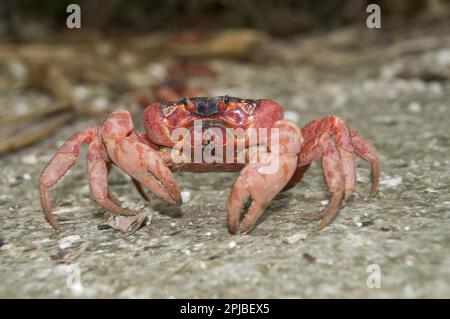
[40,96,380,234]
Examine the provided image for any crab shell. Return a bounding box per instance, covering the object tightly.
[143,96,284,149]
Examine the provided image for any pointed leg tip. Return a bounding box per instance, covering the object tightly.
[227,221,240,235]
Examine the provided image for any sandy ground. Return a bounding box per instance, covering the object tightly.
[1,39,450,298]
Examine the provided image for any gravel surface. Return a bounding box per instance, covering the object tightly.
[1,40,449,298]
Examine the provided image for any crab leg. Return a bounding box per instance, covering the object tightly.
[304,139,345,230]
[350,129,380,197]
[87,137,138,216]
[40,127,98,230]
[296,115,380,230]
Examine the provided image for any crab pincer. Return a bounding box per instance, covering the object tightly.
[227,120,302,234]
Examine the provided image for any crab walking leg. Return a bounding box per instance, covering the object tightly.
[227,120,302,234]
[335,123,356,200]
[312,139,345,230]
[102,110,182,205]
[350,129,380,197]
[105,162,123,206]
[87,137,138,216]
[39,127,98,230]
[295,115,381,230]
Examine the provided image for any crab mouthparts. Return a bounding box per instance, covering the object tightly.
[193,97,221,116]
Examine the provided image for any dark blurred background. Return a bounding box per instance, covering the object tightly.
[1,0,448,39]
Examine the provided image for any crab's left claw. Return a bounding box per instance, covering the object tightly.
[227,120,301,234]
[102,111,182,206]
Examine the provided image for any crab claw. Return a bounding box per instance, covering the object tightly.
[102,110,182,206]
[227,153,298,234]
[139,148,182,205]
[110,141,182,206]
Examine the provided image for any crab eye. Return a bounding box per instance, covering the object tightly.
[182,97,196,112]
[218,95,229,111]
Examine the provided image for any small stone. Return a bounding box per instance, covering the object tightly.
[22,173,31,181]
[303,253,316,263]
[380,176,403,188]
[227,241,237,249]
[320,200,329,206]
[58,235,80,249]
[283,232,308,244]
[404,226,410,231]
[407,102,421,113]
[181,190,191,203]
[357,220,374,227]
[21,154,38,165]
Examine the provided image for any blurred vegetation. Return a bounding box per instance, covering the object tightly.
[0,0,448,38]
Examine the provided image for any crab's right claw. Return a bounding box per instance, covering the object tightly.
[227,153,298,234]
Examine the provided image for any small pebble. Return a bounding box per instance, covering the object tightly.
[58,235,80,249]
[407,102,421,113]
[380,176,403,188]
[282,232,308,244]
[303,253,316,263]
[21,154,38,165]
[181,190,191,203]
[227,241,237,249]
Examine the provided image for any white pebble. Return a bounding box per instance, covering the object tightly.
[321,200,329,206]
[380,176,403,188]
[407,102,421,113]
[404,226,410,231]
[21,154,38,165]
[58,235,81,249]
[227,241,237,249]
[22,173,31,181]
[181,190,191,203]
[282,232,308,244]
